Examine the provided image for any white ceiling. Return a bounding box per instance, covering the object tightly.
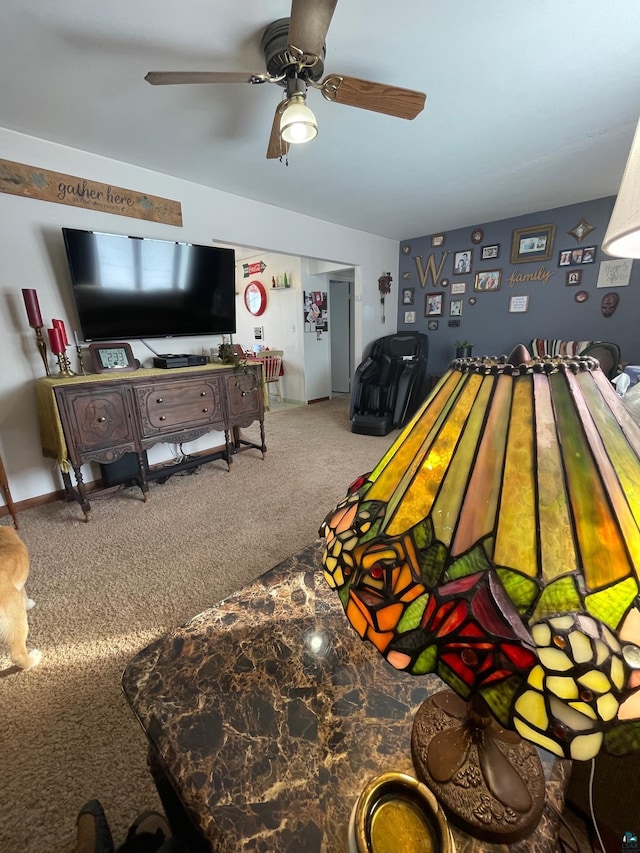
[2,0,640,241]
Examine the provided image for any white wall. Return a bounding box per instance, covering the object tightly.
[233,250,305,403]
[0,127,398,503]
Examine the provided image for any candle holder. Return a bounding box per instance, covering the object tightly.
[32,325,52,377]
[75,344,87,376]
[55,347,76,378]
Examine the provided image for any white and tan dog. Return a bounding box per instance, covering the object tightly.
[0,527,41,669]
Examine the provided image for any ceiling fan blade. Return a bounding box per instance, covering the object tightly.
[322,75,426,119]
[288,0,338,57]
[266,101,290,160]
[145,71,265,85]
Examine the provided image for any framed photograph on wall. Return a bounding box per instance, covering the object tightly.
[566,270,582,286]
[404,310,416,324]
[474,269,502,291]
[510,224,555,263]
[481,244,500,260]
[509,295,529,313]
[402,287,415,305]
[431,234,445,247]
[453,250,472,274]
[450,281,466,294]
[427,319,439,331]
[449,298,463,317]
[425,292,443,316]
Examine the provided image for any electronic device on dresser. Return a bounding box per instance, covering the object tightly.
[62,228,236,342]
[152,354,208,369]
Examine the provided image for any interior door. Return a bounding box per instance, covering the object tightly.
[329,279,352,394]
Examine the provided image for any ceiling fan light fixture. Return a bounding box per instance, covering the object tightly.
[280,92,318,144]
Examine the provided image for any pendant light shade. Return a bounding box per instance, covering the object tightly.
[603,116,640,259]
[280,93,318,144]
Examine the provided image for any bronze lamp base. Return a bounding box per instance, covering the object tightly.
[411,691,545,844]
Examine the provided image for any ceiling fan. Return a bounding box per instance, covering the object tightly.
[145,0,426,159]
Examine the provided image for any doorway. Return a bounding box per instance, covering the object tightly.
[329,278,353,394]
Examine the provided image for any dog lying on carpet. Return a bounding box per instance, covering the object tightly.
[0,527,41,669]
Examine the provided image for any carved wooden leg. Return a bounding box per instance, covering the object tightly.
[224,430,232,470]
[137,452,149,501]
[72,465,91,521]
[0,454,19,529]
[259,418,266,459]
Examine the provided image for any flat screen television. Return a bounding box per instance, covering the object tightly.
[62,228,236,342]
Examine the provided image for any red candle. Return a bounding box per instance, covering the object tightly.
[52,319,69,347]
[47,327,64,354]
[22,288,43,327]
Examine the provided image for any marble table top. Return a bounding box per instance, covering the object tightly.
[122,542,569,853]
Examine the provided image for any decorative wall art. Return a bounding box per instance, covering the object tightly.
[566,270,582,286]
[468,297,477,306]
[601,292,620,317]
[453,250,472,274]
[401,244,411,254]
[474,269,502,291]
[440,278,449,288]
[575,291,589,303]
[431,234,445,247]
[404,311,416,324]
[450,281,466,294]
[509,295,529,313]
[425,293,443,317]
[449,298,463,317]
[402,271,412,279]
[471,227,484,244]
[481,244,500,260]
[414,253,450,287]
[596,258,633,289]
[303,291,328,332]
[558,246,596,266]
[568,217,595,243]
[510,224,555,263]
[427,320,439,331]
[402,287,415,305]
[0,158,183,226]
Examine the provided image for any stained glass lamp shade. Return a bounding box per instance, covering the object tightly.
[320,347,640,842]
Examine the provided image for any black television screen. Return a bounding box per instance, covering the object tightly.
[62,228,236,341]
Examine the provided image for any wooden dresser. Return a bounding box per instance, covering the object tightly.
[36,362,265,518]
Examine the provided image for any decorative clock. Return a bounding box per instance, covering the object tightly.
[244,281,267,316]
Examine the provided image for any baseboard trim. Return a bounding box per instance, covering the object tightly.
[308,396,330,404]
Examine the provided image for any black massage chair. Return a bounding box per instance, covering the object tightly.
[350,332,430,435]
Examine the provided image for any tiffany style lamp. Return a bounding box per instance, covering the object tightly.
[320,346,640,843]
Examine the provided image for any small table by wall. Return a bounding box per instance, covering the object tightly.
[122,543,570,853]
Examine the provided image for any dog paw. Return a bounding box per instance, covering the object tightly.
[26,598,36,611]
[21,649,42,669]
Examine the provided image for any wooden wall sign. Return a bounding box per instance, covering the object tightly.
[414,252,450,287]
[0,158,182,226]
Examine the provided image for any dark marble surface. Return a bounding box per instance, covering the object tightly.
[122,542,570,853]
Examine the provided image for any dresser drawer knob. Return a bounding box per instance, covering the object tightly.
[97,416,106,423]
[156,398,163,404]
[200,391,206,397]
[202,407,208,413]
[159,415,166,421]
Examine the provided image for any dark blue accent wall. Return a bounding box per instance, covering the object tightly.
[397,196,640,375]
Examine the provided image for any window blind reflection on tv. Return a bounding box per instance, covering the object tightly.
[62,228,236,341]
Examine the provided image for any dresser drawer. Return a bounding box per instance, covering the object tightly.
[135,377,225,438]
[226,367,263,426]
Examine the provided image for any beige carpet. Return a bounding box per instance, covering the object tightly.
[0,398,396,852]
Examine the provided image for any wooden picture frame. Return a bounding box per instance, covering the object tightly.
[510,224,555,264]
[450,281,466,294]
[431,234,445,247]
[425,292,443,317]
[449,298,463,317]
[402,287,415,305]
[474,269,502,291]
[566,270,582,286]
[89,342,138,373]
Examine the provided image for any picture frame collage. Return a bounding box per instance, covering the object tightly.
[402,216,606,328]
